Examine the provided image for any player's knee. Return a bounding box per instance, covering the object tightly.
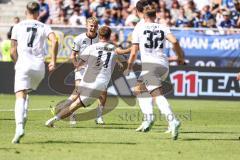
[134,82,148,95]
[150,87,163,97]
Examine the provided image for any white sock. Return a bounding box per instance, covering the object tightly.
[15,98,25,130]
[137,92,154,122]
[23,95,29,119]
[155,95,177,125]
[54,116,60,121]
[97,105,104,118]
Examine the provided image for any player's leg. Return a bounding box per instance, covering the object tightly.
[12,67,44,144]
[134,81,154,132]
[12,90,27,144]
[95,90,107,124]
[23,94,29,128]
[150,88,180,140]
[69,80,81,126]
[45,94,97,127]
[46,96,83,127]
[143,64,180,140]
[53,80,80,115]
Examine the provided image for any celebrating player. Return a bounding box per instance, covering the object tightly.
[126,4,185,140]
[11,1,58,143]
[45,26,129,127]
[53,17,108,125]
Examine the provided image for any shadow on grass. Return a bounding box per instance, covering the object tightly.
[0,118,15,121]
[181,131,240,134]
[67,126,135,130]
[25,140,137,145]
[182,138,240,141]
[103,123,140,126]
[0,148,16,151]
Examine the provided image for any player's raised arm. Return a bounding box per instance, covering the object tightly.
[166,33,185,65]
[115,46,131,55]
[48,32,58,71]
[10,40,18,63]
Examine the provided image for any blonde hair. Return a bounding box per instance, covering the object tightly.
[87,16,99,25]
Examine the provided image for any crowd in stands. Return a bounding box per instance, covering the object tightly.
[36,0,240,28]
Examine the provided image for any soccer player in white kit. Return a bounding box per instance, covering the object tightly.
[54,17,107,125]
[45,26,129,127]
[126,4,185,140]
[10,1,58,143]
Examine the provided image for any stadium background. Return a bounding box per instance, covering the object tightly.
[0,0,240,99]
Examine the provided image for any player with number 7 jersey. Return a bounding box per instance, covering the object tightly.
[11,1,58,144]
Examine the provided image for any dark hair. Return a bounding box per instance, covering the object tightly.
[26,1,40,14]
[143,5,156,18]
[136,0,149,12]
[98,26,112,40]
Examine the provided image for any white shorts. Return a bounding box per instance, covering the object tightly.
[140,64,169,92]
[74,67,85,81]
[78,79,108,107]
[14,67,45,93]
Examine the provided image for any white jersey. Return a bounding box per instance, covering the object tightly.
[72,33,98,80]
[132,22,170,67]
[72,33,98,55]
[11,19,53,69]
[79,42,118,85]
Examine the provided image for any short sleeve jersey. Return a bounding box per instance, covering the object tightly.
[79,42,118,84]
[72,33,98,55]
[132,22,171,66]
[11,19,53,61]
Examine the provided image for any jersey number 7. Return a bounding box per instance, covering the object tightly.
[27,27,37,47]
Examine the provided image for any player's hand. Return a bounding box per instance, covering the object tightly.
[117,61,124,69]
[48,61,56,72]
[123,69,130,76]
[237,72,240,81]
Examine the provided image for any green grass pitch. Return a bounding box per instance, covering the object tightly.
[0,94,240,160]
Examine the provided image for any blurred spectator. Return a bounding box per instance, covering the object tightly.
[192,11,203,28]
[69,4,86,26]
[175,7,189,27]
[52,8,67,24]
[184,0,197,21]
[94,0,110,18]
[170,0,181,24]
[29,0,239,29]
[38,0,50,23]
[156,9,172,26]
[231,0,240,27]
[64,0,76,18]
[0,28,12,62]
[48,0,64,24]
[222,0,235,10]
[220,11,236,28]
[193,0,211,10]
[201,5,214,27]
[125,8,139,26]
